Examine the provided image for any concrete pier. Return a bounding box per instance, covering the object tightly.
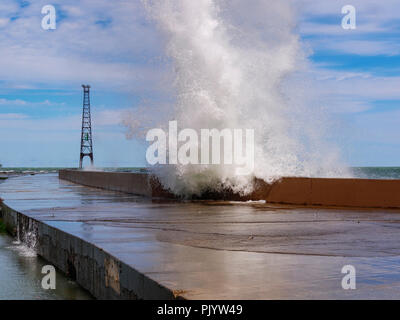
[3,173,400,299]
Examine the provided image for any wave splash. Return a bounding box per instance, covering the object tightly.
[131,0,350,196]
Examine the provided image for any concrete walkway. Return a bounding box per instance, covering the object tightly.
[2,174,400,299]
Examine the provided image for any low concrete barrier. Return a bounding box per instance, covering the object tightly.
[59,170,400,209]
[267,177,400,208]
[59,170,175,199]
[59,170,153,196]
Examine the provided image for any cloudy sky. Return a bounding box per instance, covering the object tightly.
[0,0,399,167]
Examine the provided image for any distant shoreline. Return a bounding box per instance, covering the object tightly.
[0,167,400,180]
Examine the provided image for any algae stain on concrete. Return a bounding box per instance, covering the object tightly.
[0,219,6,234]
[105,257,121,295]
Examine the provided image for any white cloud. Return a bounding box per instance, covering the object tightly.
[0,98,27,106]
[0,113,29,120]
[0,0,171,94]
[0,98,65,107]
[0,18,9,28]
[93,109,129,126]
[296,0,400,56]
[302,66,400,114]
[311,39,400,56]
[0,108,130,131]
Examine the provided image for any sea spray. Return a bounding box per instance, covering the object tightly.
[82,165,103,172]
[125,0,350,196]
[10,213,38,257]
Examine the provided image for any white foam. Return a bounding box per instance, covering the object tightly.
[130,0,351,196]
[7,242,37,258]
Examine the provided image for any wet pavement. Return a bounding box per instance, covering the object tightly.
[0,178,92,300]
[2,173,400,299]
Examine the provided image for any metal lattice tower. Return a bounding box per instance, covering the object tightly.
[79,85,94,169]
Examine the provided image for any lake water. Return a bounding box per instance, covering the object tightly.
[0,179,92,300]
[0,232,93,300]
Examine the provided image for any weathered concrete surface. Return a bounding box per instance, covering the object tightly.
[59,170,153,197]
[267,177,400,208]
[59,170,400,209]
[3,174,400,299]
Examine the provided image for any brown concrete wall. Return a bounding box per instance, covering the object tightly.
[59,170,400,209]
[269,177,400,208]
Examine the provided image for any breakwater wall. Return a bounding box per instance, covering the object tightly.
[59,170,400,209]
[0,202,176,300]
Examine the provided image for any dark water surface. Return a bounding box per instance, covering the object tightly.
[351,167,400,179]
[0,233,93,300]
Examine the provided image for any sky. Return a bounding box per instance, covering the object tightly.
[0,0,399,167]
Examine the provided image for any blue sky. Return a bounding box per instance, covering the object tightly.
[0,0,399,167]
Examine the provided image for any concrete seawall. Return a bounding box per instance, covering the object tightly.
[59,170,174,199]
[60,170,400,209]
[0,201,176,300]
